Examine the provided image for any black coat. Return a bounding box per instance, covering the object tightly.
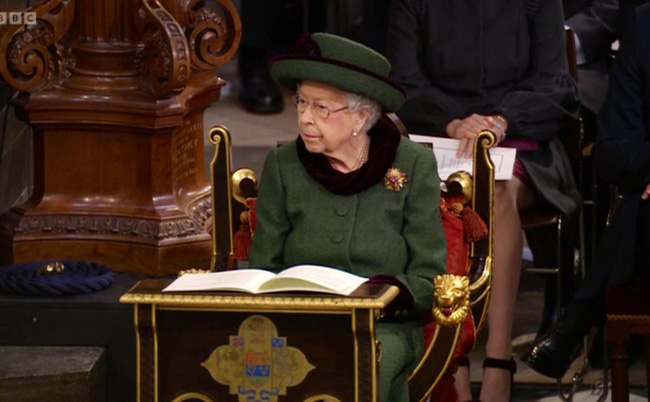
[564,0,620,114]
[577,2,650,300]
[387,0,581,219]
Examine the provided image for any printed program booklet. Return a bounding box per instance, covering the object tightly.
[162,264,369,296]
[409,134,517,181]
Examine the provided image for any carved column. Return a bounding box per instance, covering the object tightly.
[0,0,240,275]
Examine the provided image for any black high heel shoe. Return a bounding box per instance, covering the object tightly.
[482,357,517,402]
[458,355,470,369]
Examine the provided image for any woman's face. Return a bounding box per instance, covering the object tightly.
[295,81,366,157]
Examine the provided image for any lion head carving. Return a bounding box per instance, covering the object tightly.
[432,274,470,327]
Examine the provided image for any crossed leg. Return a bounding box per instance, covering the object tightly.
[454,177,536,402]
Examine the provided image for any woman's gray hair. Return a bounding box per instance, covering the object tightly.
[344,92,382,133]
[295,82,382,133]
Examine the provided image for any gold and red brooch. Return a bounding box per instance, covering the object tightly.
[383,168,407,192]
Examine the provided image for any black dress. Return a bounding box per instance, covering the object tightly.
[387,0,581,219]
[577,2,650,303]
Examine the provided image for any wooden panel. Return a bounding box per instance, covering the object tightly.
[155,310,357,401]
[125,281,394,401]
[354,309,378,401]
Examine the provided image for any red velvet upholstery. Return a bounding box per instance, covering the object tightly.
[424,199,477,357]
[426,198,485,402]
[606,278,650,316]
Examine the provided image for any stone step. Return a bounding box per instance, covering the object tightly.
[0,346,106,402]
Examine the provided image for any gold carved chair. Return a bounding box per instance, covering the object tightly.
[206,114,496,401]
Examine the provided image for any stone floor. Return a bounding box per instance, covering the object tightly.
[201,59,647,401]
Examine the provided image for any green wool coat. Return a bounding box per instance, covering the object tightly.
[249,136,447,401]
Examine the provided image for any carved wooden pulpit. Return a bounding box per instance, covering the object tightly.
[120,279,398,402]
[0,0,240,275]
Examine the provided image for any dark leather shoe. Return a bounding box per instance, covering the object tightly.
[535,271,577,340]
[586,325,605,368]
[520,318,585,379]
[535,302,559,340]
[238,48,284,114]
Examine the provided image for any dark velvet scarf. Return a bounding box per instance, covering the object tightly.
[296,115,402,195]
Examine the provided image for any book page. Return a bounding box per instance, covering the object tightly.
[409,134,516,181]
[162,269,276,292]
[259,265,368,295]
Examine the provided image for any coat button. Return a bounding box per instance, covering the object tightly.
[335,206,348,216]
[331,233,344,243]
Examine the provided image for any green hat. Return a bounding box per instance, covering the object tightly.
[270,33,406,112]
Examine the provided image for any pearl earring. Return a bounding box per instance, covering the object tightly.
[352,131,358,137]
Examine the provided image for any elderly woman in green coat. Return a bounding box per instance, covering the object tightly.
[248,33,447,401]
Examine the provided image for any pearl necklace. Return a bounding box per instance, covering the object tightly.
[352,135,370,171]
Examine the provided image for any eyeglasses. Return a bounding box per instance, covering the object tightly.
[292,95,349,120]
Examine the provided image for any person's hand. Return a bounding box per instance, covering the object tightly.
[642,183,650,200]
[446,114,490,158]
[446,114,494,158]
[486,115,508,144]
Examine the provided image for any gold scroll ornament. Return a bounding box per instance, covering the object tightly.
[201,315,315,401]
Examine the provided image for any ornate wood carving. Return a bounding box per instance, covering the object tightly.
[179,0,240,72]
[135,0,190,96]
[0,0,241,275]
[6,211,203,242]
[133,0,241,96]
[186,196,212,230]
[0,0,75,91]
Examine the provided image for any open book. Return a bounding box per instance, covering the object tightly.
[162,264,369,296]
[409,134,517,181]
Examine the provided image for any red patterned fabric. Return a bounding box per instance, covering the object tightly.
[425,198,486,402]
[232,223,252,261]
[441,199,470,276]
[245,198,258,235]
[232,198,258,262]
[424,199,472,347]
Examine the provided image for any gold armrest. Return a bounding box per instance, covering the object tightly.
[208,125,258,271]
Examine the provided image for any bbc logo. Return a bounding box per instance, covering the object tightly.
[0,12,37,25]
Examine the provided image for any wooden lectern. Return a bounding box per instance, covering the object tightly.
[0,0,240,276]
[120,279,398,402]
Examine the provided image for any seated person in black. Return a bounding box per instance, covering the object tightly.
[522,1,650,378]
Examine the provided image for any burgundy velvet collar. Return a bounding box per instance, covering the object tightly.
[296,116,402,195]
